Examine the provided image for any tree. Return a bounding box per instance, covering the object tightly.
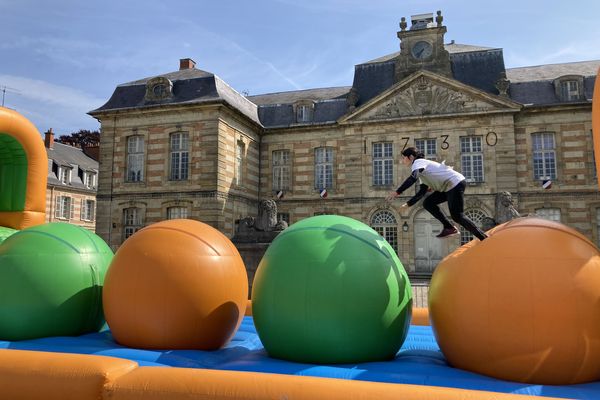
[55,129,100,148]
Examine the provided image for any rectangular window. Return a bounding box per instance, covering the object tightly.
[123,208,142,239]
[535,207,561,222]
[55,196,72,219]
[560,80,580,101]
[415,138,437,160]
[235,140,245,185]
[372,142,393,186]
[272,150,291,191]
[170,133,189,181]
[58,167,71,184]
[127,136,145,182]
[315,147,333,189]
[81,199,95,221]
[532,132,557,180]
[296,104,313,123]
[83,172,96,188]
[460,136,484,182]
[167,206,188,220]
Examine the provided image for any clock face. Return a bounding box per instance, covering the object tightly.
[411,41,433,60]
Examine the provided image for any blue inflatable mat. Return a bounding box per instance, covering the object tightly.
[2,317,600,399]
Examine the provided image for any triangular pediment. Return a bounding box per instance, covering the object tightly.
[340,71,521,123]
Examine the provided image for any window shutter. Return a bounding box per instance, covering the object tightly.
[80,199,84,220]
[69,198,74,220]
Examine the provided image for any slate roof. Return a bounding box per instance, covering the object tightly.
[507,60,600,105]
[46,142,98,191]
[89,69,261,125]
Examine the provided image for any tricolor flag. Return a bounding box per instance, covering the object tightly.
[542,179,552,189]
[319,188,328,198]
[275,190,284,199]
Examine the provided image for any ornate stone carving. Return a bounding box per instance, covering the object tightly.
[361,77,497,121]
[495,71,510,97]
[232,199,287,243]
[399,17,407,32]
[144,77,173,102]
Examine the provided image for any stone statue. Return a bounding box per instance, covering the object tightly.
[495,191,521,225]
[233,199,287,243]
[480,191,522,232]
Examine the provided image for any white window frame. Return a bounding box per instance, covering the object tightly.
[460,209,487,245]
[560,80,580,101]
[372,142,393,186]
[415,138,437,160]
[272,150,291,191]
[167,206,188,220]
[371,210,398,254]
[296,104,314,123]
[83,171,96,188]
[460,136,484,182]
[126,136,145,182]
[535,207,561,222]
[532,132,557,181]
[58,166,72,184]
[123,207,143,239]
[55,196,73,220]
[170,132,189,181]
[81,199,95,221]
[315,147,333,189]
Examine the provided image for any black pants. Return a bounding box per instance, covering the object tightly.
[423,180,488,241]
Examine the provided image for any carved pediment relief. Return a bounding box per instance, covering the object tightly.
[342,72,520,123]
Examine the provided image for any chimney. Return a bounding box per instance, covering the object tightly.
[179,58,196,70]
[44,128,54,149]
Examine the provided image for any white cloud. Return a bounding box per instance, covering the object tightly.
[0,74,105,111]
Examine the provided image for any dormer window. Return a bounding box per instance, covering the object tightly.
[554,75,584,102]
[144,77,173,102]
[58,166,72,184]
[83,171,96,188]
[295,101,314,123]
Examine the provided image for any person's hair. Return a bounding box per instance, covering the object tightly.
[401,147,424,159]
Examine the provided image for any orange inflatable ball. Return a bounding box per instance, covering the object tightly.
[429,217,600,385]
[103,219,248,350]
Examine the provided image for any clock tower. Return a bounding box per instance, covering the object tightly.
[395,11,452,82]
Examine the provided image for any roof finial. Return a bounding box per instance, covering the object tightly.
[436,10,443,27]
[399,17,407,32]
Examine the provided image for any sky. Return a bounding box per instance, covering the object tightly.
[1,0,600,136]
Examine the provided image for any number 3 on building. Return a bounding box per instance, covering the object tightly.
[441,135,449,150]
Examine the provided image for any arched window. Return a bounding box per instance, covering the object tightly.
[371,210,398,253]
[460,209,487,245]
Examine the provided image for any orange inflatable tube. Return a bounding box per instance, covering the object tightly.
[0,107,47,229]
[594,67,600,189]
[0,349,137,400]
[0,348,561,400]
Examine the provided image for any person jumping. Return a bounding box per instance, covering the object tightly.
[386,147,488,241]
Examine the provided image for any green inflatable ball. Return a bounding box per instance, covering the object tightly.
[0,222,113,340]
[252,215,412,364]
[0,226,17,245]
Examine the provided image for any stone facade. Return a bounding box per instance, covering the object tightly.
[89,12,600,275]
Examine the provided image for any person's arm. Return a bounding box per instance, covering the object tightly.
[395,168,423,195]
[386,168,424,202]
[406,183,429,206]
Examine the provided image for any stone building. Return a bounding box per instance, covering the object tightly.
[89,11,600,276]
[44,129,98,231]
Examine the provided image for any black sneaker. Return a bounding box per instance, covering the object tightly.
[436,227,459,238]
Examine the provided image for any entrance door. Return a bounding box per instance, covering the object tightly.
[414,209,444,273]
